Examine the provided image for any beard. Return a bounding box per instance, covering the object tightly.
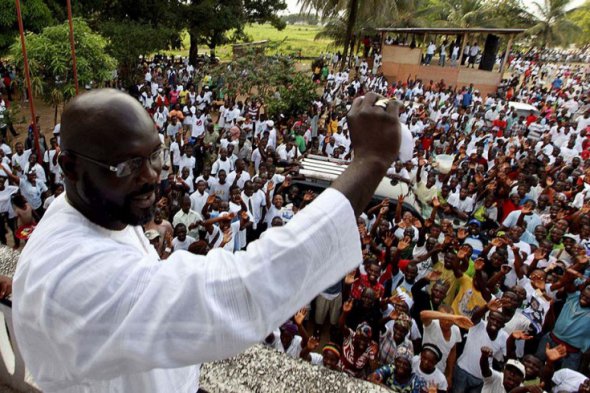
[82,173,156,227]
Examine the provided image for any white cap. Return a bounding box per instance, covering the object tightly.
[506,359,526,377]
[266,120,274,128]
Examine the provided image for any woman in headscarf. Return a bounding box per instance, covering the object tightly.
[339,318,379,378]
[368,344,427,392]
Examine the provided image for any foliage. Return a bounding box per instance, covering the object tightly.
[568,1,590,46]
[10,19,116,117]
[281,13,320,25]
[167,24,334,60]
[210,48,294,100]
[74,0,184,84]
[266,72,319,118]
[74,0,184,31]
[523,0,582,47]
[185,0,287,62]
[99,21,179,85]
[491,0,534,28]
[427,0,496,28]
[0,0,54,55]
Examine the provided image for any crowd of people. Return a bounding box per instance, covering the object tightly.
[1,43,590,392]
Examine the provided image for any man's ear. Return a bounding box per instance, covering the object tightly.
[58,151,79,182]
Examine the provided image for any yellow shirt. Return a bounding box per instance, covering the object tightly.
[179,90,188,105]
[432,262,460,306]
[451,276,486,318]
[328,120,339,136]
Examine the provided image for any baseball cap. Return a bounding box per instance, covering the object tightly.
[506,359,526,377]
[563,233,580,242]
[144,230,160,241]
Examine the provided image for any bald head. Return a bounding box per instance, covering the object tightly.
[61,89,155,158]
[58,89,161,230]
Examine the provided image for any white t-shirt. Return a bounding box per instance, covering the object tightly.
[191,114,206,139]
[178,155,196,173]
[189,191,209,216]
[423,320,461,373]
[172,236,196,252]
[211,158,232,176]
[412,355,448,390]
[170,142,182,166]
[552,368,588,392]
[482,369,508,393]
[0,185,19,217]
[226,171,251,190]
[447,193,475,214]
[457,321,508,379]
[210,181,230,202]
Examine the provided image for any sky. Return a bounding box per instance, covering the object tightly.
[282,0,587,15]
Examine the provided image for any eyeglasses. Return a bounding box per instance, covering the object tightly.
[68,149,162,177]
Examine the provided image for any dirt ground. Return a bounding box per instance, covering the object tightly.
[7,96,59,148]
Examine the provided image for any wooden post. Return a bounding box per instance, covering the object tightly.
[499,34,513,75]
[66,0,79,95]
[15,0,41,163]
[458,32,468,67]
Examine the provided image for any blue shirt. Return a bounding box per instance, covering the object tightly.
[554,291,590,351]
[462,92,473,107]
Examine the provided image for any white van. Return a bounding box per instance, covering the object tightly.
[295,154,423,219]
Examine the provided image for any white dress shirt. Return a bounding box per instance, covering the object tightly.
[13,188,360,392]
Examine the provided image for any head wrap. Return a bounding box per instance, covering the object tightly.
[354,322,373,339]
[394,343,414,362]
[230,126,241,141]
[422,343,443,361]
[322,343,341,357]
[280,321,298,336]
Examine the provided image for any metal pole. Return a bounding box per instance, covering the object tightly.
[15,0,41,163]
[66,0,79,95]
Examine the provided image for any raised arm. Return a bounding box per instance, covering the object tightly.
[0,164,20,185]
[420,310,474,329]
[479,346,493,378]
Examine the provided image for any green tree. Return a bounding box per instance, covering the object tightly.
[210,47,293,101]
[10,19,116,124]
[300,0,415,67]
[568,1,590,46]
[99,21,179,85]
[74,0,184,85]
[0,0,55,55]
[427,0,495,28]
[185,0,287,66]
[524,0,581,47]
[266,72,319,118]
[314,0,431,54]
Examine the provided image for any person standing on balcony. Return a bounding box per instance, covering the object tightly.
[12,89,402,393]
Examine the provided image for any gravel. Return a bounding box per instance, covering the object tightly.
[0,247,19,278]
[200,345,390,393]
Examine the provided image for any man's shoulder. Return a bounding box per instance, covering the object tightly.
[16,197,141,283]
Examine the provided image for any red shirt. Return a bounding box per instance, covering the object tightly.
[526,114,537,126]
[351,275,385,300]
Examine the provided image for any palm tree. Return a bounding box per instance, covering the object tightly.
[299,0,429,67]
[427,0,495,28]
[524,0,581,47]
